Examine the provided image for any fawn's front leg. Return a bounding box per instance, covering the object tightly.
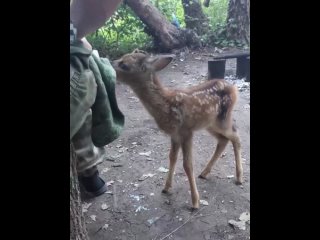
[181,133,200,209]
[162,137,180,194]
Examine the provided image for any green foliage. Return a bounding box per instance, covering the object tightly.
[87,0,246,57]
[202,0,228,30]
[150,0,186,28]
[201,0,248,48]
[87,6,152,58]
[202,22,246,48]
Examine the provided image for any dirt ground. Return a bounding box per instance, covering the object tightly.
[83,50,250,240]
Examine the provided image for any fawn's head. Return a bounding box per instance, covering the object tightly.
[113,49,175,85]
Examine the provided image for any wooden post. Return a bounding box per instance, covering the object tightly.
[208,59,226,79]
[236,56,248,79]
[245,57,250,82]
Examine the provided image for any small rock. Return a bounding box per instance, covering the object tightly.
[101,203,109,210]
[239,212,250,222]
[101,168,110,174]
[228,212,250,230]
[138,173,156,181]
[130,194,144,201]
[147,216,160,226]
[158,167,169,173]
[150,193,155,196]
[102,224,109,231]
[228,220,246,230]
[204,233,211,240]
[227,175,234,179]
[135,206,148,212]
[107,180,114,186]
[82,202,92,213]
[200,200,209,206]
[90,215,97,221]
[139,151,151,156]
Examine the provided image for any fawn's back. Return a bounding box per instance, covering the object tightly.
[165,79,238,133]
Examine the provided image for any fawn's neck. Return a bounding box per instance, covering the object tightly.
[130,74,171,121]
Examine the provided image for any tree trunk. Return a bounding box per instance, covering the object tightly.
[203,0,211,8]
[226,0,250,45]
[126,0,201,51]
[182,0,209,36]
[70,143,89,240]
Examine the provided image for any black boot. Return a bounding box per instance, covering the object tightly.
[78,170,107,198]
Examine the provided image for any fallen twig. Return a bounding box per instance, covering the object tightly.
[158,206,206,240]
[200,219,210,224]
[105,158,115,162]
[193,213,216,219]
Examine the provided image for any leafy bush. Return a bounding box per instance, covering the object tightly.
[87,0,246,57]
[87,6,152,58]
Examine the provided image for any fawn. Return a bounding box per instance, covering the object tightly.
[113,49,243,209]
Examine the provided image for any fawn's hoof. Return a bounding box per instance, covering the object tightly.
[161,189,172,195]
[235,178,243,185]
[191,206,199,211]
[192,202,200,210]
[198,174,207,179]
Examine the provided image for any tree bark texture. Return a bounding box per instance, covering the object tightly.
[182,0,209,36]
[70,143,89,240]
[226,0,250,45]
[126,0,201,51]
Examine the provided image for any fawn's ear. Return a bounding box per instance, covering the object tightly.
[145,55,175,72]
[132,49,147,55]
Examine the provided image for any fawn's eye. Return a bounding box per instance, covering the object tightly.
[119,62,130,71]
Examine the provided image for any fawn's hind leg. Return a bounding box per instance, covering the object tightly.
[221,123,243,184]
[199,130,229,179]
[227,131,243,184]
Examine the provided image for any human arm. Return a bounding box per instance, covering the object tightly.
[70,0,123,39]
